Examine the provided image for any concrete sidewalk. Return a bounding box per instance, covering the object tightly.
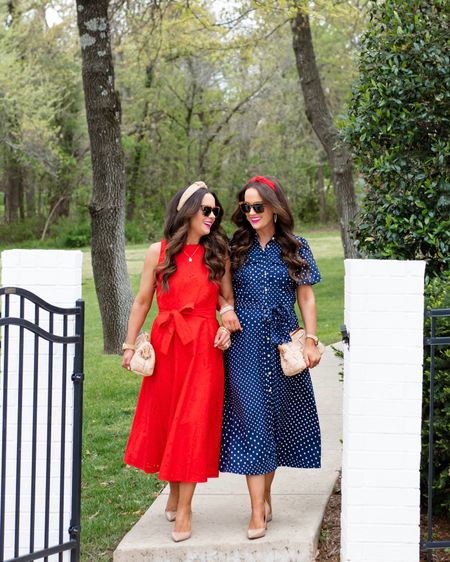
[114,343,343,562]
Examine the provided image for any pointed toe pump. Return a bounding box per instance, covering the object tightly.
[247,503,269,540]
[165,510,177,522]
[171,530,192,542]
[247,526,266,540]
[171,511,192,542]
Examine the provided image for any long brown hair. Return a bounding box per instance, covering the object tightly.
[230,176,308,281]
[157,184,229,291]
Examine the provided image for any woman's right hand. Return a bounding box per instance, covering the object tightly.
[214,326,231,350]
[122,349,135,371]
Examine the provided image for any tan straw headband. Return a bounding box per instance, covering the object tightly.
[177,181,208,211]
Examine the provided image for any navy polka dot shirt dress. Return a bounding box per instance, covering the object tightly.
[220,235,321,475]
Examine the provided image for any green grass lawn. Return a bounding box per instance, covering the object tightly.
[1,229,344,561]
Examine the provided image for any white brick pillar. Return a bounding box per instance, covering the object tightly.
[1,250,82,561]
[341,259,426,562]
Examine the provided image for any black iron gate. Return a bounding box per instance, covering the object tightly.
[0,287,84,562]
[421,307,450,561]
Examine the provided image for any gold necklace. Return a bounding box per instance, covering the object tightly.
[183,245,200,262]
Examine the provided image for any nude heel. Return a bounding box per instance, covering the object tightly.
[247,526,266,540]
[171,530,192,542]
[171,511,192,542]
[247,503,268,540]
[165,510,177,522]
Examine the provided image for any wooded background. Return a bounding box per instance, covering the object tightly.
[0,0,364,245]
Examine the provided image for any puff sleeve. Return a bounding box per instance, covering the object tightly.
[296,237,321,285]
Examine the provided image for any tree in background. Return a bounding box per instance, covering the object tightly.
[345,0,450,514]
[290,1,359,258]
[76,0,133,353]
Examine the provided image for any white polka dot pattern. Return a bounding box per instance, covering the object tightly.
[220,236,321,475]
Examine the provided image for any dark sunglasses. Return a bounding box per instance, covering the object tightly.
[201,205,220,217]
[239,202,265,214]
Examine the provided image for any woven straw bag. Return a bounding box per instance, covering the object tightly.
[129,332,155,376]
[278,327,325,377]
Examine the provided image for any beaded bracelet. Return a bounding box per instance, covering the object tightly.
[219,305,235,316]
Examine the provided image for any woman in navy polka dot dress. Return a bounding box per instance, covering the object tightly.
[219,176,322,540]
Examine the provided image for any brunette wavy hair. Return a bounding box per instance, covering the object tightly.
[157,184,229,291]
[230,176,309,282]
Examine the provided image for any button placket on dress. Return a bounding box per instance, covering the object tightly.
[259,242,277,459]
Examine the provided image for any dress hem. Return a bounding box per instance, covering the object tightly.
[124,457,220,483]
[219,462,321,475]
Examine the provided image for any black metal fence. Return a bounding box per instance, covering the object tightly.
[0,287,84,562]
[421,307,450,561]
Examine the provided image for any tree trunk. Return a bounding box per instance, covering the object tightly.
[291,6,358,257]
[126,104,146,221]
[25,183,35,218]
[41,196,67,240]
[4,151,24,223]
[76,0,133,353]
[127,62,154,221]
[317,159,327,223]
[5,183,20,223]
[49,189,70,221]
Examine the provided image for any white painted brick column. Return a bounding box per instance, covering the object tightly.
[341,259,426,562]
[1,250,82,561]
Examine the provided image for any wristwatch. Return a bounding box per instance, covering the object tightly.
[122,342,136,352]
[305,334,319,345]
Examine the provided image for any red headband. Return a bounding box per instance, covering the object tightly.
[246,176,276,192]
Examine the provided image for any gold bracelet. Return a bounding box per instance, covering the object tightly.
[122,342,136,352]
[305,334,319,345]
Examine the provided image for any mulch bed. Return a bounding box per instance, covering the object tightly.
[316,476,450,562]
[315,477,341,561]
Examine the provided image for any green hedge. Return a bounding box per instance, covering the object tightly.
[345,0,450,279]
[345,0,450,513]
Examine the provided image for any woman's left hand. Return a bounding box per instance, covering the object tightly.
[221,310,242,333]
[303,339,322,368]
[214,326,231,351]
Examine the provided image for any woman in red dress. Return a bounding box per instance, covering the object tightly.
[122,181,233,542]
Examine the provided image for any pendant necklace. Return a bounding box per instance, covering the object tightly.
[183,245,200,263]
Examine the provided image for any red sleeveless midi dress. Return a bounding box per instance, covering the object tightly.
[124,240,224,482]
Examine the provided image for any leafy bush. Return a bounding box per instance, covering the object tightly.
[345,0,450,279]
[49,217,91,248]
[124,211,164,245]
[345,0,450,513]
[0,216,45,245]
[422,275,450,514]
[125,221,151,244]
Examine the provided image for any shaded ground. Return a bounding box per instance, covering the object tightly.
[317,477,450,562]
[419,512,450,562]
[316,477,341,561]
